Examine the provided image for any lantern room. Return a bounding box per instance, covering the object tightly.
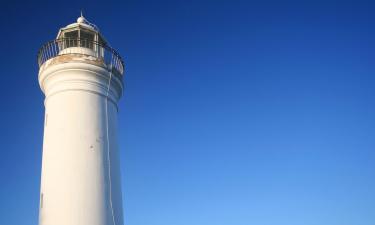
[37,14,124,75]
[56,15,107,50]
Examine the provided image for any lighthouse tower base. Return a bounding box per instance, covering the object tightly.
[38,61,124,225]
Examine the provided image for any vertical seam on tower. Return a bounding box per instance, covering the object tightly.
[105,63,117,225]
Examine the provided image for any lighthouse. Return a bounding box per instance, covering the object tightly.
[37,15,124,225]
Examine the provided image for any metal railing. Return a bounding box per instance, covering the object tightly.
[37,38,124,75]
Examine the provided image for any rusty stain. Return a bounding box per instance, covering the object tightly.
[39,53,123,78]
[49,54,106,68]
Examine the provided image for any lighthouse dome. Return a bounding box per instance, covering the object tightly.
[77,15,87,23]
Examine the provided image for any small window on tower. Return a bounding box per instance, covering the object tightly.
[64,30,78,47]
[40,193,44,208]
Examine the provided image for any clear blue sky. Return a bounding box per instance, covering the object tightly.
[0,0,375,224]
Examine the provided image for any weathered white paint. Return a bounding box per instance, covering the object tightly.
[38,18,124,225]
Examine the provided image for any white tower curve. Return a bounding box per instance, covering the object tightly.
[37,15,124,225]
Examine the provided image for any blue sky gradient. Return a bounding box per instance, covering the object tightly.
[0,0,375,224]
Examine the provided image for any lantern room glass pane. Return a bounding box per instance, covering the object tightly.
[64,31,78,47]
[98,36,105,45]
[80,30,95,49]
[98,36,105,58]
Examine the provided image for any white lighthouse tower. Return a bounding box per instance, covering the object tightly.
[37,15,124,225]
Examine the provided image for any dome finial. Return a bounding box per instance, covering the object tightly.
[77,10,86,23]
